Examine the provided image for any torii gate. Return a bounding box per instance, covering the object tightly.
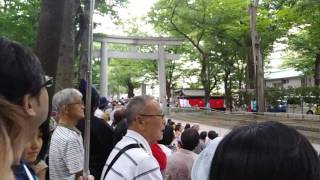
[93,35,184,109]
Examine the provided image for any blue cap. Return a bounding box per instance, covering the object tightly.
[99,96,109,108]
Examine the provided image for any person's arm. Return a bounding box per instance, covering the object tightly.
[63,138,84,176]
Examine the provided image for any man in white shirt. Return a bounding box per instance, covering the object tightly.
[49,88,85,180]
[101,95,165,180]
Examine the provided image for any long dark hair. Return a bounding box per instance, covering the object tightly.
[36,120,50,164]
[209,121,320,180]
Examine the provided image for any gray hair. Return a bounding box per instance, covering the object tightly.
[52,88,82,113]
[126,95,155,126]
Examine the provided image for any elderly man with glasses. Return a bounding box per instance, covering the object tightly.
[49,88,85,180]
[101,95,165,180]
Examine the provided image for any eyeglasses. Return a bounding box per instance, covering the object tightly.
[139,114,165,118]
[41,75,53,88]
[67,101,84,106]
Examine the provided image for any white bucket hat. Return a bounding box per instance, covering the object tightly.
[191,137,223,180]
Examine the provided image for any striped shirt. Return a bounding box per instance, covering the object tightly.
[101,130,163,180]
[49,125,84,180]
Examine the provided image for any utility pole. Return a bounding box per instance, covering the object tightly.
[249,0,265,112]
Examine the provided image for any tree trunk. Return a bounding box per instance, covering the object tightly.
[54,0,78,91]
[247,47,255,89]
[315,53,320,87]
[166,79,172,105]
[35,0,65,101]
[224,71,232,110]
[200,55,211,107]
[204,87,211,108]
[127,78,134,98]
[79,2,90,80]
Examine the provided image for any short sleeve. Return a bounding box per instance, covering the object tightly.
[63,137,84,174]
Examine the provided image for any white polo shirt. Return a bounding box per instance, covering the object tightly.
[49,125,84,180]
[101,130,162,180]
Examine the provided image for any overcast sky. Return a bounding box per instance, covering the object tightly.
[94,0,157,35]
[93,0,284,69]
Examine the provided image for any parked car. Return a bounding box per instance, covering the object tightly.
[267,100,287,112]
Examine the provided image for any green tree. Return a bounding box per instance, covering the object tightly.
[0,0,40,47]
[148,0,295,108]
[283,0,320,86]
[149,0,241,105]
[36,0,128,95]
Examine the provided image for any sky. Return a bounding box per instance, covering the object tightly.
[94,0,285,69]
[94,0,157,35]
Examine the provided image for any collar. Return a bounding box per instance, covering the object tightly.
[125,130,152,155]
[178,148,196,155]
[58,123,81,135]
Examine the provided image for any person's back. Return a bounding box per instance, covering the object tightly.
[77,80,114,179]
[167,148,197,180]
[166,128,199,180]
[77,115,114,179]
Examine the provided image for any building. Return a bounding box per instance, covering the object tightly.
[265,68,314,88]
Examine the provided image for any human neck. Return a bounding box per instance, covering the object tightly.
[58,115,78,127]
[128,127,153,145]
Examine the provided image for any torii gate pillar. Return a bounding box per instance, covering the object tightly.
[100,42,108,97]
[158,43,167,110]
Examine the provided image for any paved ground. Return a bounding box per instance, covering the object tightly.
[167,112,320,153]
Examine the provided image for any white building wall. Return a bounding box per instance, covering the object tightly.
[283,78,301,88]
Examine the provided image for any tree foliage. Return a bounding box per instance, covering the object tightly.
[0,0,40,47]
[282,0,320,85]
[148,0,298,108]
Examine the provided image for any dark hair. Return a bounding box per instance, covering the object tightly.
[0,38,45,104]
[98,97,108,109]
[209,121,320,180]
[168,121,175,126]
[184,123,191,130]
[199,131,207,140]
[167,119,172,125]
[208,130,218,140]
[79,79,100,114]
[113,119,128,145]
[159,125,174,145]
[36,120,50,163]
[112,108,126,126]
[174,124,182,132]
[181,128,200,151]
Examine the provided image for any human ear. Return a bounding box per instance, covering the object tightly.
[22,94,36,117]
[136,116,146,130]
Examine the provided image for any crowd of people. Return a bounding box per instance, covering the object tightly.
[0,37,320,180]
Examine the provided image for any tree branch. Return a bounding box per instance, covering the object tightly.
[169,3,205,55]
